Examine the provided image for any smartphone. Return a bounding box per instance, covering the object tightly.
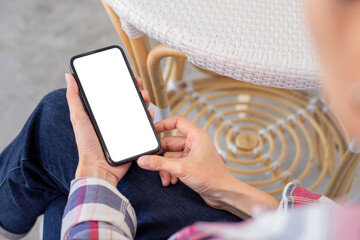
[69,45,161,165]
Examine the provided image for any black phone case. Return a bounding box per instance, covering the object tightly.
[69,45,161,166]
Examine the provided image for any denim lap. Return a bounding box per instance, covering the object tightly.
[0,89,241,239]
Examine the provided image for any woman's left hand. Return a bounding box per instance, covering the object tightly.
[65,73,154,187]
[137,116,280,217]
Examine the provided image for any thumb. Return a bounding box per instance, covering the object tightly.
[65,73,89,124]
[138,155,181,175]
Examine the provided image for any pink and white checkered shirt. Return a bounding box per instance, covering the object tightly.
[61,178,360,240]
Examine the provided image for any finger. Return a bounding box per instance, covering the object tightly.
[141,90,150,108]
[159,136,186,152]
[65,73,88,124]
[170,175,178,185]
[159,171,171,187]
[164,151,183,159]
[135,76,142,89]
[149,109,155,122]
[138,155,182,176]
[162,152,181,185]
[154,116,202,137]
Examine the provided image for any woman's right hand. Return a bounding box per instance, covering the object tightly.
[137,116,280,217]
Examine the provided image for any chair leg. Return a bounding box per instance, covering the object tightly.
[101,0,139,76]
[171,58,186,83]
[324,150,360,199]
[147,44,187,109]
[163,57,176,83]
[128,37,156,102]
[147,45,187,136]
[164,57,186,83]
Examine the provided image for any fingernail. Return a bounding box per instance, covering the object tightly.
[65,73,70,87]
[160,176,165,186]
[138,157,148,167]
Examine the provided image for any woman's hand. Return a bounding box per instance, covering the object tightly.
[65,73,154,187]
[137,116,280,217]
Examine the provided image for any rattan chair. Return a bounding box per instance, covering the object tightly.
[101,0,359,198]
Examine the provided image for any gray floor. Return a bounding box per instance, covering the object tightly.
[0,1,359,240]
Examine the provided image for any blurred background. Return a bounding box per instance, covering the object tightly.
[0,0,122,150]
[0,0,359,240]
[0,0,122,239]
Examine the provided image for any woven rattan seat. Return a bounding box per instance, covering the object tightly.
[106,0,319,89]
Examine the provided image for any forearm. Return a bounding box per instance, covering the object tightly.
[213,175,280,218]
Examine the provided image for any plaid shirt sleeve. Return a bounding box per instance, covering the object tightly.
[61,177,136,240]
[61,179,357,240]
[277,182,335,213]
[170,183,344,240]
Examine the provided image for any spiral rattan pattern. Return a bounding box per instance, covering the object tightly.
[168,77,347,195]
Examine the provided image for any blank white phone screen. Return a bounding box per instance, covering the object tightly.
[73,47,159,163]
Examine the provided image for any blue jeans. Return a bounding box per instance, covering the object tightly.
[0,89,241,240]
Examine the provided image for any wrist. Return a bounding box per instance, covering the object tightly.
[214,175,280,218]
[75,163,118,187]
